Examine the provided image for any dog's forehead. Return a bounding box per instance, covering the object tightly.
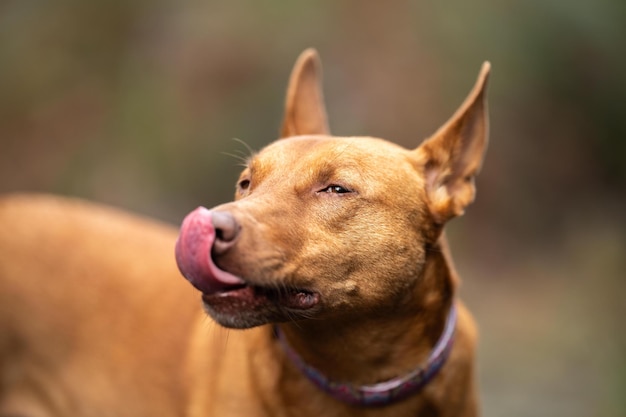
[252,136,411,173]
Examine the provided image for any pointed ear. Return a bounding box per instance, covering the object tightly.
[280,48,330,138]
[416,62,491,224]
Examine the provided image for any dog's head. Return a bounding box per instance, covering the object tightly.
[176,50,490,329]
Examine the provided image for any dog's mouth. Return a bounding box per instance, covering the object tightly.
[201,285,319,312]
[175,207,319,320]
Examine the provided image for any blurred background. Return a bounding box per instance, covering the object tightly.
[1,1,624,415]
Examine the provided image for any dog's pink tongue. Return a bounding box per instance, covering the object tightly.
[175,207,245,294]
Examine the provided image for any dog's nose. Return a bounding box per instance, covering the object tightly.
[211,211,240,255]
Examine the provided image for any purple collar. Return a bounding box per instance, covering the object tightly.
[274,304,457,407]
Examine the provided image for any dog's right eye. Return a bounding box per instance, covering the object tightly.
[238,179,250,191]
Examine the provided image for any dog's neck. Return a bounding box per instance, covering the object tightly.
[275,235,456,402]
[274,304,456,406]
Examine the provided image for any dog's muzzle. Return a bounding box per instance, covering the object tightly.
[175,207,245,294]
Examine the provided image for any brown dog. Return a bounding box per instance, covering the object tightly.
[0,50,490,417]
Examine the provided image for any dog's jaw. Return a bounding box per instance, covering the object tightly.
[201,287,320,328]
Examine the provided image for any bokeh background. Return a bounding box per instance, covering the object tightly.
[1,1,624,415]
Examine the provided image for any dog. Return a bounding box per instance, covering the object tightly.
[0,49,490,417]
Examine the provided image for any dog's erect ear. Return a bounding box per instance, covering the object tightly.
[280,49,330,138]
[415,62,491,224]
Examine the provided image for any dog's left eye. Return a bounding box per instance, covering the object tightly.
[320,185,351,194]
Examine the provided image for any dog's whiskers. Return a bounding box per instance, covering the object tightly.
[231,137,256,159]
[221,151,250,167]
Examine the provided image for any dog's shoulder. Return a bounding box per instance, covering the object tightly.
[0,192,178,242]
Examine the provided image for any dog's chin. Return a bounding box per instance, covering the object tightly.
[201,285,320,329]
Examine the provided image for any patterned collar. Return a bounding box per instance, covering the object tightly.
[274,303,457,407]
